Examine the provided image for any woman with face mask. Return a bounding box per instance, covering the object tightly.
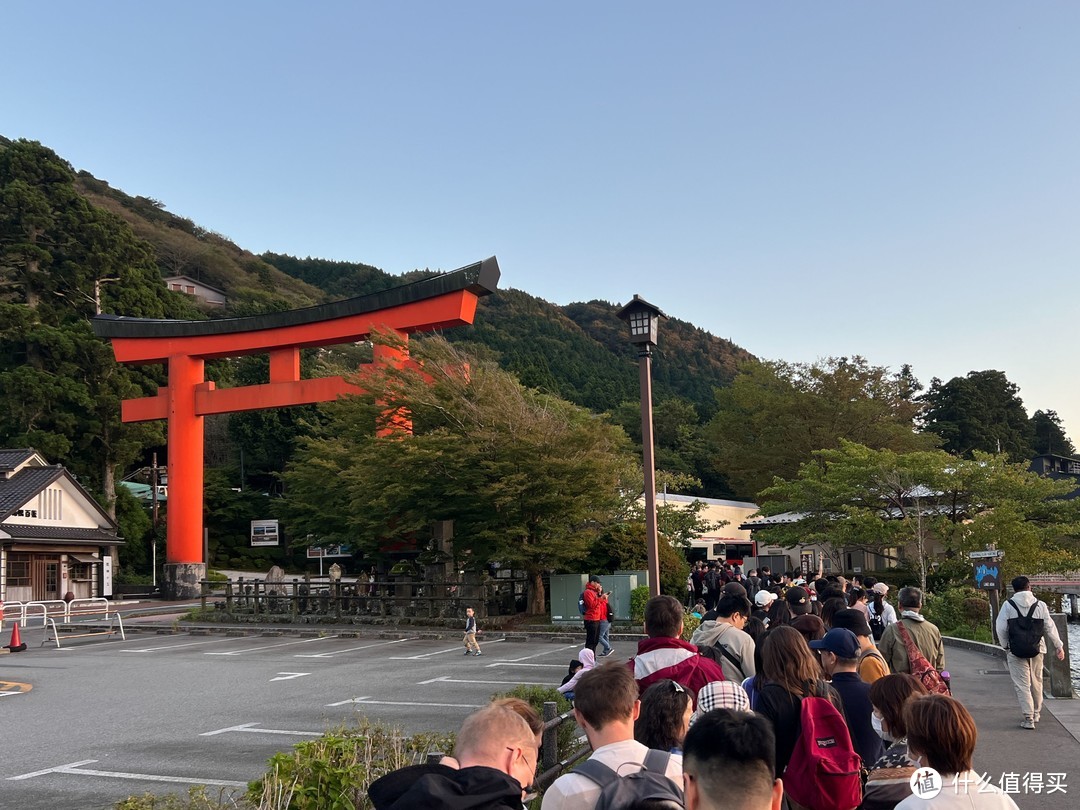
[897,694,1018,809]
[861,674,928,810]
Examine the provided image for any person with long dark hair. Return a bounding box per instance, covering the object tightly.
[754,626,843,778]
[635,679,693,753]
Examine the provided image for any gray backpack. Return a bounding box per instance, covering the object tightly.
[573,749,684,810]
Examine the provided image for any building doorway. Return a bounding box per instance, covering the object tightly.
[31,557,60,601]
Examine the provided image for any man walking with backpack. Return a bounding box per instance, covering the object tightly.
[995,575,1065,730]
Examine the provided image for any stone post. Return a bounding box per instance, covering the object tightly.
[1047,613,1074,698]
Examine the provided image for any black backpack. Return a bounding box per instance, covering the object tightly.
[574,749,684,810]
[868,605,885,641]
[1006,598,1044,658]
[578,592,587,616]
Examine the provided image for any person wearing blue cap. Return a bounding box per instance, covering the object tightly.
[810,627,885,768]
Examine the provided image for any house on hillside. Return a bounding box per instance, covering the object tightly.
[1030,453,1080,498]
[0,449,122,602]
[163,274,227,306]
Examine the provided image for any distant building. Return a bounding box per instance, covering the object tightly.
[163,275,227,306]
[1030,453,1080,498]
[0,449,122,601]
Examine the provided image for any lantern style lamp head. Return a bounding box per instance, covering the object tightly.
[617,295,666,348]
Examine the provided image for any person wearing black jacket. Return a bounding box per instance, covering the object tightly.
[810,628,885,769]
[369,704,536,809]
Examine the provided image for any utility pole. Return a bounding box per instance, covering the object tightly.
[151,453,159,588]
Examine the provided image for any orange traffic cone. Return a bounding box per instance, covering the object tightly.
[6,621,26,653]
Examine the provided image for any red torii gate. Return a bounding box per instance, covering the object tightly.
[93,258,500,597]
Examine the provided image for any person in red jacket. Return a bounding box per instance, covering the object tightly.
[582,576,608,654]
[628,594,725,707]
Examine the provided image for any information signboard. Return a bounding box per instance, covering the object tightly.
[251,519,280,547]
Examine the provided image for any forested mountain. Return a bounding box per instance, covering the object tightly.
[260,253,754,418]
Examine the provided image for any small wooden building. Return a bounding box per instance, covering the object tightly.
[0,449,122,602]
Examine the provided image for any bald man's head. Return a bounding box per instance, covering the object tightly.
[454,704,538,789]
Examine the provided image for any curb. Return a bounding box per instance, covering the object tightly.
[943,635,1007,661]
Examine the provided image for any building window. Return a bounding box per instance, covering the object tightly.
[7,552,31,587]
[69,563,95,581]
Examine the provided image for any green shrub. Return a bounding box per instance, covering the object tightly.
[629,586,650,623]
[247,718,454,810]
[681,611,700,641]
[922,587,990,635]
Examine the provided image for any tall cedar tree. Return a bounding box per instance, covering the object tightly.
[919,370,1035,462]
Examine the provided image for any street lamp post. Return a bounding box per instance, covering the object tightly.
[617,295,666,598]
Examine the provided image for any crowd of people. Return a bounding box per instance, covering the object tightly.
[372,566,1066,809]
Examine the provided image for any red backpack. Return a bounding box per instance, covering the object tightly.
[895,621,950,695]
[784,683,863,810]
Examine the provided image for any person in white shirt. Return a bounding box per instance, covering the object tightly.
[994,575,1065,729]
[541,664,682,810]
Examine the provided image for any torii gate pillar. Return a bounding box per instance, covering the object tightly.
[94,258,499,598]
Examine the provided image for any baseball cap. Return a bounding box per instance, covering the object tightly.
[785,586,809,605]
[872,583,889,595]
[690,680,751,725]
[809,627,861,659]
[755,590,778,607]
[721,581,748,598]
[831,608,872,638]
[588,575,602,584]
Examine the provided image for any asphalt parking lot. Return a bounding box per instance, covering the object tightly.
[0,627,591,810]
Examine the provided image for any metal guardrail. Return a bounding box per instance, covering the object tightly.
[1,599,70,630]
[534,701,592,793]
[39,598,126,648]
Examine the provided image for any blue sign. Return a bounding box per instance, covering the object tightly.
[974,563,1000,590]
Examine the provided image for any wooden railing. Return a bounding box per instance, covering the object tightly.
[198,576,527,620]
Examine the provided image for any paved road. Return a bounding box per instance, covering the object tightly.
[0,626,583,810]
[3,624,1079,810]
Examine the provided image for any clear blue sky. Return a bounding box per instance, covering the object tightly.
[5,3,1079,437]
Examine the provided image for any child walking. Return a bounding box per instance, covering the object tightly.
[463,607,481,656]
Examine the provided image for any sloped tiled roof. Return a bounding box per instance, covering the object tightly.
[0,448,37,473]
[0,466,64,519]
[0,525,122,545]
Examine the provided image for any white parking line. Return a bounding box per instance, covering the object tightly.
[484,663,566,668]
[388,638,505,660]
[7,760,246,787]
[201,722,322,738]
[205,636,333,655]
[294,637,416,658]
[417,675,555,686]
[327,696,484,708]
[492,644,579,664]
[120,636,238,653]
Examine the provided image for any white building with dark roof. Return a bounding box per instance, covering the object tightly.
[0,449,122,601]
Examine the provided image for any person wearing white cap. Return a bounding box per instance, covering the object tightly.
[867,582,897,642]
[752,589,777,626]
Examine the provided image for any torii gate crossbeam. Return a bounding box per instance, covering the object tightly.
[93,258,499,598]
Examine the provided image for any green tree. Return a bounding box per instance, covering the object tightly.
[584,522,690,596]
[1030,409,1075,457]
[0,139,197,511]
[702,357,936,499]
[758,442,1080,591]
[920,370,1035,461]
[278,336,637,614]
